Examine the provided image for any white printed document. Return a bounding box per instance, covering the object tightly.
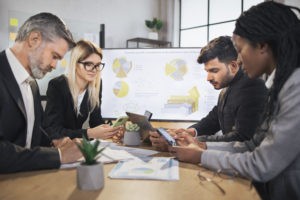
[60,140,159,169]
[108,157,179,181]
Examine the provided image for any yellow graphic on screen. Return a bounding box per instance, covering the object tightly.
[60,59,68,68]
[165,59,188,81]
[113,81,129,98]
[112,57,132,78]
[163,86,200,115]
[9,32,17,41]
[10,18,18,27]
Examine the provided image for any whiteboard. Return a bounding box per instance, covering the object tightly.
[101,48,220,121]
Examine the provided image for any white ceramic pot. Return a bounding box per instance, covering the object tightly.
[123,131,141,146]
[77,162,104,190]
[148,32,158,40]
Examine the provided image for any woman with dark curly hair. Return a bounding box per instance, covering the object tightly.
[170,2,300,199]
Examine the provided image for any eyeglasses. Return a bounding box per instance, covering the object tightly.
[197,168,240,195]
[197,171,226,195]
[78,61,105,72]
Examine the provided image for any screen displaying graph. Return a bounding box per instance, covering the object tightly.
[101,48,220,121]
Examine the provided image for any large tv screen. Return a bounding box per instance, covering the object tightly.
[101,48,219,121]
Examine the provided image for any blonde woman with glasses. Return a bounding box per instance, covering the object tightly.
[44,39,122,142]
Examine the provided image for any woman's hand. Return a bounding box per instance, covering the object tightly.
[149,130,169,151]
[87,124,123,139]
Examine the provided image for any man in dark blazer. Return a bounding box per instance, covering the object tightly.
[0,13,82,173]
[150,36,267,150]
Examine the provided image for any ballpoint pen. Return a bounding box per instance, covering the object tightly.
[39,126,54,146]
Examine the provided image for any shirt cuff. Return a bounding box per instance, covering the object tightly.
[206,142,215,150]
[57,148,62,162]
[189,128,198,137]
[200,150,220,171]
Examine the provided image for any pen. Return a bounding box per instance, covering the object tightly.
[39,126,53,146]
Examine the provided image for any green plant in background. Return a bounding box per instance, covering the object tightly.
[76,135,105,165]
[126,122,140,132]
[145,18,163,32]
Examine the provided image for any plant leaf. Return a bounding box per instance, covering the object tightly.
[145,20,154,29]
[77,134,105,165]
[156,20,163,31]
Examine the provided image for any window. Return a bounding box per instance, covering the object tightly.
[180,0,264,47]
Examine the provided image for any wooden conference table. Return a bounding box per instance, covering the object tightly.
[0,122,260,200]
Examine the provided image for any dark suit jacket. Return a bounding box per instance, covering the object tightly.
[43,75,105,139]
[0,50,60,173]
[190,69,268,142]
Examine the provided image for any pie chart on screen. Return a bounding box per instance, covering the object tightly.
[113,81,129,98]
[112,57,132,78]
[165,58,188,81]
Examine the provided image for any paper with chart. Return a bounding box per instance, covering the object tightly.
[60,140,158,169]
[108,157,179,181]
[101,48,220,121]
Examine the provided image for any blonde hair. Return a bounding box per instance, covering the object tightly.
[67,39,103,113]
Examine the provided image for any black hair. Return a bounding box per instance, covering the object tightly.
[234,1,300,119]
[197,36,237,64]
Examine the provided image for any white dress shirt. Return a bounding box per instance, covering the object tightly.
[6,48,35,148]
[265,69,276,89]
[77,89,86,115]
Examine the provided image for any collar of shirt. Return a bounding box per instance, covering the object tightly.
[5,48,31,85]
[265,69,276,89]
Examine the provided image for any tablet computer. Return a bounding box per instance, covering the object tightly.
[125,112,156,141]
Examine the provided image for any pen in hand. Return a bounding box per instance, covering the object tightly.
[39,126,54,147]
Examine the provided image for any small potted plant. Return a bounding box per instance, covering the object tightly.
[145,17,163,40]
[76,136,106,190]
[123,122,141,146]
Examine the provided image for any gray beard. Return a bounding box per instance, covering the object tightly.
[30,65,46,79]
[28,42,48,79]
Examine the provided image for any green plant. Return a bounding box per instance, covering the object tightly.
[76,135,105,165]
[126,122,140,132]
[145,18,163,32]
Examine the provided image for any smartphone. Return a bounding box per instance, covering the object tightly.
[144,110,153,120]
[157,128,177,146]
[112,116,129,127]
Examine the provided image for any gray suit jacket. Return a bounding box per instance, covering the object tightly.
[201,68,300,200]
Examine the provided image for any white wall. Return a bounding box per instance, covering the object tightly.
[284,0,300,17]
[1,0,298,51]
[0,0,164,50]
[284,0,300,7]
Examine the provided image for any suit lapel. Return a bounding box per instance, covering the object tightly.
[220,87,230,113]
[217,87,228,129]
[0,51,27,120]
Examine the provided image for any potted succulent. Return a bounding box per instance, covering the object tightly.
[123,122,141,146]
[145,17,163,40]
[76,136,106,190]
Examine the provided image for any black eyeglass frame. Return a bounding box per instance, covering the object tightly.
[78,61,105,72]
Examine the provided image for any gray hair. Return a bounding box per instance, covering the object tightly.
[16,12,75,49]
